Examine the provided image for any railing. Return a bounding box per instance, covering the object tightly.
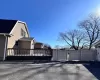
[7,48,52,56]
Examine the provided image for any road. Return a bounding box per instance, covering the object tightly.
[0,63,97,80]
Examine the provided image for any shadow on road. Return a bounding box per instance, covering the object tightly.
[84,63,100,80]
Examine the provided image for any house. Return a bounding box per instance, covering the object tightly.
[34,42,52,49]
[0,19,35,60]
[93,40,100,48]
[34,42,45,49]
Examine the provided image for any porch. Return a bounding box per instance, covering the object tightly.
[6,48,52,61]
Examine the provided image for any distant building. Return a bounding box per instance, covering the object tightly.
[94,40,100,48]
[34,42,51,49]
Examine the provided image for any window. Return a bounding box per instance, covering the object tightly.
[15,41,18,46]
[21,29,26,37]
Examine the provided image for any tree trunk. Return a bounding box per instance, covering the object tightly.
[89,43,92,50]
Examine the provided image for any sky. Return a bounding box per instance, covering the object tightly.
[0,0,100,48]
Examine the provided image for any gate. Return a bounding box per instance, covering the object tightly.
[6,48,52,61]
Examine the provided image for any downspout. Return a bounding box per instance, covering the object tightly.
[3,34,8,61]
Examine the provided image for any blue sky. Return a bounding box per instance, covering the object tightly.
[0,0,100,48]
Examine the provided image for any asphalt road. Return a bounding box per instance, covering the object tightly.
[0,63,97,80]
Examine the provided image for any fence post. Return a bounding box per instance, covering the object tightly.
[57,49,58,61]
[66,50,67,61]
[66,50,69,61]
[80,49,81,61]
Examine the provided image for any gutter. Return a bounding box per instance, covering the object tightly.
[0,33,11,37]
[2,34,9,61]
[3,34,8,60]
[0,33,13,60]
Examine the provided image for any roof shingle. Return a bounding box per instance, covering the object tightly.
[0,19,17,33]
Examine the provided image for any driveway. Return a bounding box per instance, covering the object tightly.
[0,63,97,80]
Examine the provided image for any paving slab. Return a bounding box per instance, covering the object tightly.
[0,63,97,80]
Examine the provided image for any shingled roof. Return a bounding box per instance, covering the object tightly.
[0,19,17,33]
[19,37,34,41]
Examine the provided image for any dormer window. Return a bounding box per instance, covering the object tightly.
[21,28,26,37]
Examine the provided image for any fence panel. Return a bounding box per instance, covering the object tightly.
[57,50,67,61]
[52,50,67,61]
[68,50,81,61]
[52,49,58,61]
[81,49,97,61]
[52,49,97,61]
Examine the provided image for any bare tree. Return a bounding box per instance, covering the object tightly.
[59,29,85,50]
[79,15,100,49]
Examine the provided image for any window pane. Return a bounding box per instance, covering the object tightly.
[24,31,26,37]
[21,29,23,36]
[21,28,26,37]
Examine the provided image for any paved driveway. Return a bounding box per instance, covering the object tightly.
[0,63,97,80]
